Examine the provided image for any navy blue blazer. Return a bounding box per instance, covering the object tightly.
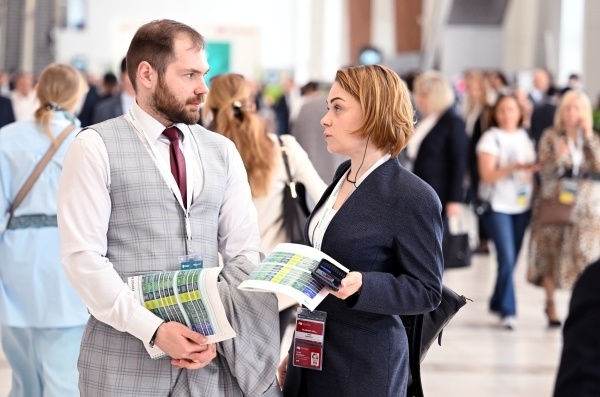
[283,158,444,397]
[0,95,15,128]
[413,107,469,208]
[92,94,124,124]
[554,258,600,397]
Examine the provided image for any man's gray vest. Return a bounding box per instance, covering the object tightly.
[94,117,227,277]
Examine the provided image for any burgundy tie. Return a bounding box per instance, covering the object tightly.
[163,126,187,207]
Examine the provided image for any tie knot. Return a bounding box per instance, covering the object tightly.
[163,126,181,142]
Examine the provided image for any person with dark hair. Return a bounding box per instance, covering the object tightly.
[1,63,89,397]
[58,19,280,396]
[476,94,539,330]
[278,64,443,397]
[91,57,135,124]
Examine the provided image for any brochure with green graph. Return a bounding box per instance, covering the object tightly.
[128,267,236,359]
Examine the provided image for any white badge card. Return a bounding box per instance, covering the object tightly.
[516,185,529,206]
[179,254,203,270]
[559,178,579,205]
[293,308,327,371]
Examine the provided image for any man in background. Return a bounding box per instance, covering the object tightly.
[92,57,135,124]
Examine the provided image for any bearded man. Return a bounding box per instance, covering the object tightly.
[57,19,281,397]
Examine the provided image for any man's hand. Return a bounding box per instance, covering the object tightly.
[278,354,289,389]
[153,322,217,369]
[445,202,462,218]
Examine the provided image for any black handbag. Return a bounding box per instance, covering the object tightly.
[442,232,471,269]
[279,136,310,244]
[404,285,469,397]
[473,198,491,216]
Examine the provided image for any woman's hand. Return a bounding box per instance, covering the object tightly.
[278,354,289,389]
[329,271,363,300]
[445,202,462,218]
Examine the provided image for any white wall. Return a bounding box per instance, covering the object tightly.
[583,0,600,102]
[55,0,346,84]
[502,0,539,73]
[440,26,503,79]
[56,0,296,79]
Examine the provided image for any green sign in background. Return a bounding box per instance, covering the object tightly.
[206,42,231,86]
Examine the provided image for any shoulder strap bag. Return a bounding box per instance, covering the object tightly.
[278,135,310,244]
[2,124,75,231]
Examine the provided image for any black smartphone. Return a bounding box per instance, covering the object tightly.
[311,259,348,292]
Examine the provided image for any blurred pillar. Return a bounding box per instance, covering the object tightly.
[22,0,36,72]
[2,0,24,72]
[348,0,372,64]
[309,0,325,81]
[395,0,422,53]
[583,0,600,104]
[371,0,395,59]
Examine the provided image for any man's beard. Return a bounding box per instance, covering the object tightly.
[151,75,204,125]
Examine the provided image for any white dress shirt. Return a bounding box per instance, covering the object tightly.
[10,90,38,121]
[58,100,262,344]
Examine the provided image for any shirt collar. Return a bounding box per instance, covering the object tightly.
[130,99,190,143]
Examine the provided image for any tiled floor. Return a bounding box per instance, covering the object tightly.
[1,237,570,396]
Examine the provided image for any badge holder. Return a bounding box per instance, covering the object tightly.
[178,254,203,270]
[293,308,327,371]
[516,184,530,206]
[559,178,579,205]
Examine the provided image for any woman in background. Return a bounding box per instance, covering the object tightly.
[528,90,600,327]
[410,71,469,221]
[0,63,89,397]
[462,69,495,253]
[476,94,539,330]
[204,73,326,339]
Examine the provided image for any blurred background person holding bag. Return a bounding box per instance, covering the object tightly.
[476,93,539,330]
[408,71,470,269]
[0,63,89,397]
[204,73,326,340]
[527,90,600,327]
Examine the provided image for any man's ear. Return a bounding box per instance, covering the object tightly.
[137,61,156,89]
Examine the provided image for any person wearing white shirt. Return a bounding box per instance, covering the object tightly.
[476,94,539,331]
[10,72,39,121]
[57,19,280,397]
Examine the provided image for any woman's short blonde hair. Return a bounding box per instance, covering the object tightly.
[554,90,593,132]
[413,71,455,114]
[335,64,414,157]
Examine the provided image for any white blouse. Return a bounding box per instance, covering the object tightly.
[253,133,327,254]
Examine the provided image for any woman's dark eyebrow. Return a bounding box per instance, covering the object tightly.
[327,96,345,104]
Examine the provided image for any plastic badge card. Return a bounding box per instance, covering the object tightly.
[293,308,327,371]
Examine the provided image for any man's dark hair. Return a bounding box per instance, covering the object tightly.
[103,72,118,87]
[300,81,319,96]
[126,19,205,91]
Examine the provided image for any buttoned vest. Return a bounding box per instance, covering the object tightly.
[92,117,228,278]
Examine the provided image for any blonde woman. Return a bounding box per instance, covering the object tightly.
[410,71,469,221]
[0,63,89,397]
[528,90,600,327]
[204,73,326,338]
